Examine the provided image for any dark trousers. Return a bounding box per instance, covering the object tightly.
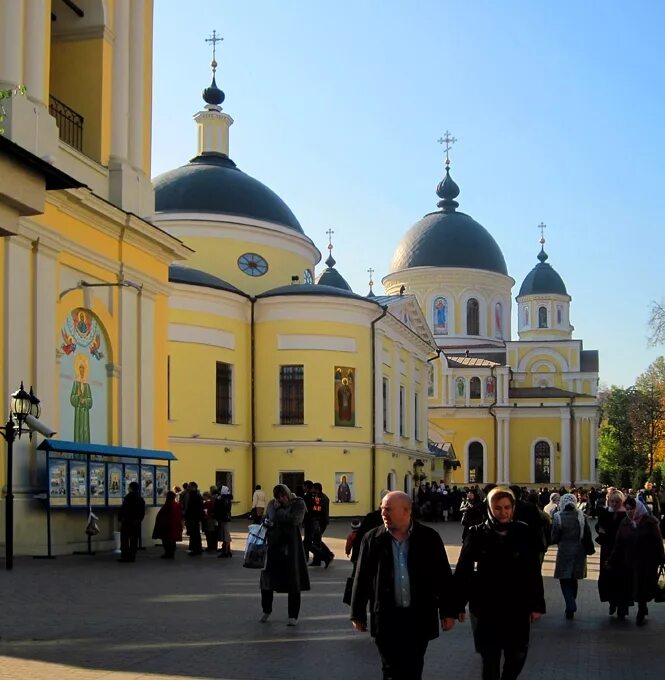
[261,589,301,619]
[480,648,528,680]
[375,608,429,680]
[186,520,202,554]
[162,539,176,558]
[309,520,333,565]
[120,524,140,561]
[560,578,578,613]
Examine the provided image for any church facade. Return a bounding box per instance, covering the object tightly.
[0,1,598,555]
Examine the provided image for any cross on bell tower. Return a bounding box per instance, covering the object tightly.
[437,130,458,167]
[205,29,224,75]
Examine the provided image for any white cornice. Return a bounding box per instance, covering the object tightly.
[382,266,515,290]
[169,285,251,323]
[255,295,382,326]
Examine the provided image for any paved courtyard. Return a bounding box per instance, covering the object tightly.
[0,519,662,680]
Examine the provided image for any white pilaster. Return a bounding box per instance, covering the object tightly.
[408,356,416,441]
[118,284,138,446]
[560,409,571,486]
[128,0,145,171]
[374,330,384,443]
[110,0,130,162]
[503,417,510,483]
[138,292,155,448]
[446,373,453,406]
[589,415,598,483]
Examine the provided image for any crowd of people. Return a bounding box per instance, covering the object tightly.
[115,476,665,679]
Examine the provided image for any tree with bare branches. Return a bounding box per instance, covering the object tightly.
[648,301,665,346]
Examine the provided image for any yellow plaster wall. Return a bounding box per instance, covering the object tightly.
[168,331,251,442]
[153,294,169,448]
[49,38,106,163]
[253,320,372,443]
[180,236,314,295]
[508,416,561,483]
[255,446,372,515]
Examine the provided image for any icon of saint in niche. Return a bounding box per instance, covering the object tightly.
[71,353,93,443]
[337,474,352,502]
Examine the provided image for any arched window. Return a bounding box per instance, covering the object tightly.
[494,302,503,338]
[387,472,396,491]
[433,297,448,335]
[538,306,548,328]
[534,441,551,483]
[468,442,484,483]
[404,474,413,497]
[470,377,481,399]
[467,298,480,335]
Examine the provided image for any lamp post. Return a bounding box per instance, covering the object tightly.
[2,382,40,571]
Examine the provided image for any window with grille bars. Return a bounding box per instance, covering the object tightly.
[470,377,481,399]
[399,385,406,436]
[538,306,548,328]
[467,298,480,335]
[216,362,233,424]
[414,392,420,440]
[383,377,390,432]
[534,441,551,483]
[280,365,304,424]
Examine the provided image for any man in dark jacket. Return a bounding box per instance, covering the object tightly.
[308,482,334,567]
[351,491,459,679]
[119,481,145,562]
[185,481,204,556]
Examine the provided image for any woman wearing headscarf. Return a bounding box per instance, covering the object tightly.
[543,492,560,518]
[460,488,486,540]
[152,491,183,559]
[607,496,664,624]
[259,484,310,626]
[595,489,626,615]
[455,487,545,680]
[551,493,592,619]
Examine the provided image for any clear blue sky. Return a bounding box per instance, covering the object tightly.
[151,1,665,388]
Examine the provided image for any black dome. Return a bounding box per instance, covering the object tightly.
[518,251,568,296]
[168,264,244,295]
[390,210,508,275]
[153,152,303,233]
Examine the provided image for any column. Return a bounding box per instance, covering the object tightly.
[560,409,571,486]
[503,417,510,483]
[23,0,48,105]
[128,0,145,171]
[110,0,130,162]
[589,415,598,483]
[0,0,23,87]
[408,356,416,442]
[574,414,582,484]
[496,418,504,484]
[392,344,401,436]
[447,373,453,406]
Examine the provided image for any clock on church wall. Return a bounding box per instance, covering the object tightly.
[237,252,268,277]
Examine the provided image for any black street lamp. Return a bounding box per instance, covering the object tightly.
[2,382,40,571]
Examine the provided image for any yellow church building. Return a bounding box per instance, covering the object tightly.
[0,1,598,556]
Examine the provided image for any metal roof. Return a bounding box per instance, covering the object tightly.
[38,440,176,461]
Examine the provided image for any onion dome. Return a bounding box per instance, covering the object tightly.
[390,165,507,275]
[202,73,225,107]
[518,242,568,297]
[315,232,353,290]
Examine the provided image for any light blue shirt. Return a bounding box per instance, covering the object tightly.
[390,528,411,608]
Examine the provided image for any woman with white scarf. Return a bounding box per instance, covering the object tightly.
[543,492,560,518]
[607,496,664,624]
[551,493,592,619]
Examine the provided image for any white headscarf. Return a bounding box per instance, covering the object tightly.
[558,493,586,537]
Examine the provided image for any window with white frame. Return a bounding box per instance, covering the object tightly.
[399,385,406,436]
[382,377,390,432]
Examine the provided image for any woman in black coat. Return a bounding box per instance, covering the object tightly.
[607,495,665,625]
[460,489,486,540]
[595,489,626,614]
[455,487,545,680]
[259,485,310,626]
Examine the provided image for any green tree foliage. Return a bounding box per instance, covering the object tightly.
[0,85,26,135]
[633,357,665,474]
[598,386,646,487]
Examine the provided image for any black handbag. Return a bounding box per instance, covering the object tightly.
[342,576,354,606]
[582,522,595,556]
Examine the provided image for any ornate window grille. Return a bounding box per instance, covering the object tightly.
[215,362,233,424]
[280,365,304,424]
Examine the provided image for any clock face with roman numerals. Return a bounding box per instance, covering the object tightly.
[237,253,268,277]
[303,269,313,284]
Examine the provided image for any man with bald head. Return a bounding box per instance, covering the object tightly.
[351,491,460,679]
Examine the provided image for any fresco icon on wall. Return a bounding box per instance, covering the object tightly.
[58,308,109,444]
[433,297,448,335]
[334,367,355,427]
[335,472,354,503]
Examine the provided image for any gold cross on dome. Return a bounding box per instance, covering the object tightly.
[538,221,547,244]
[437,130,458,166]
[326,228,335,250]
[367,267,375,288]
[205,30,224,70]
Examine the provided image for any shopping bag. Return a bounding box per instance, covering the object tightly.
[243,523,268,569]
[654,563,665,603]
[342,576,354,606]
[85,510,100,536]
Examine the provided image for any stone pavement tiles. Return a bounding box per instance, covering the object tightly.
[0,520,662,679]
